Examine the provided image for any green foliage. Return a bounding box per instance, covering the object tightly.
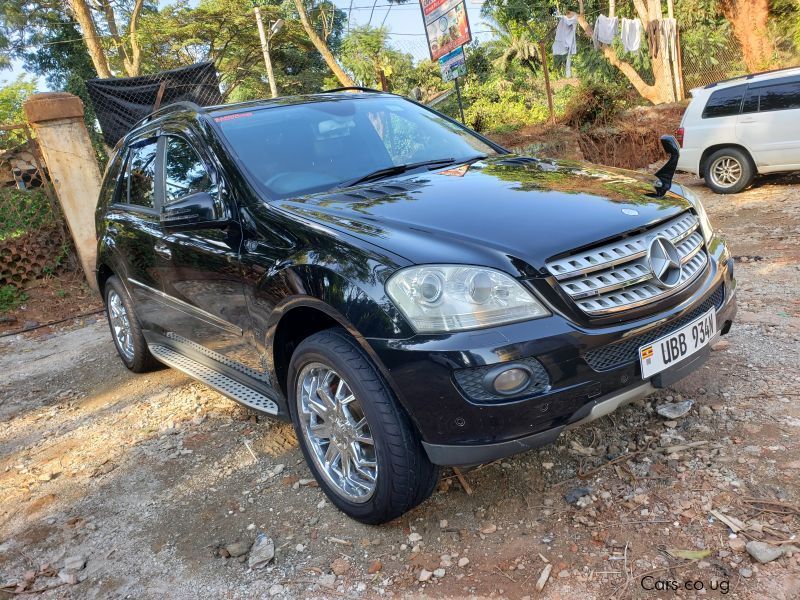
[0,284,28,312]
[463,77,548,132]
[0,188,54,240]
[0,76,35,145]
[138,0,344,100]
[561,81,627,129]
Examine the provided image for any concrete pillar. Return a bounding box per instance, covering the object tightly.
[24,92,101,291]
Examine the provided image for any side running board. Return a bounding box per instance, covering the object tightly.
[149,344,279,415]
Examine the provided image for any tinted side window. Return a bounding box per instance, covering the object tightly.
[758,80,800,112]
[98,149,126,210]
[164,137,216,204]
[742,87,760,114]
[127,140,158,208]
[702,85,745,118]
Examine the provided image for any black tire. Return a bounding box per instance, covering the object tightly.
[104,275,159,373]
[704,147,754,194]
[287,328,439,524]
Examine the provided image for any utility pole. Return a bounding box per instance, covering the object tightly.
[254,7,283,98]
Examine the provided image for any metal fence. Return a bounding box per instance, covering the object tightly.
[0,124,76,287]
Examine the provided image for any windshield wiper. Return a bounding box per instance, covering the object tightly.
[341,158,457,188]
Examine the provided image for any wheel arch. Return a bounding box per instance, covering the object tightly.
[699,143,756,178]
[267,297,404,408]
[96,262,115,298]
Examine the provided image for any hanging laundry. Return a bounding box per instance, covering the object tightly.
[620,18,643,53]
[552,14,578,77]
[646,19,660,58]
[593,15,618,50]
[661,18,678,62]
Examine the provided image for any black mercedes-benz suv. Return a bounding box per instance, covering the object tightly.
[96,90,736,523]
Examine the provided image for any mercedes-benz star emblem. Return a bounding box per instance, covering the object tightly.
[647,236,682,288]
[621,208,639,216]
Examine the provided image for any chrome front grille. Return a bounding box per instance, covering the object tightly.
[545,212,708,315]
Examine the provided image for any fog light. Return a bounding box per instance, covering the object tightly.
[492,367,531,395]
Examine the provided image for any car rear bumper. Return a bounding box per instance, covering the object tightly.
[368,240,736,466]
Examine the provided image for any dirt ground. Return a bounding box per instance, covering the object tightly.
[1,173,799,599]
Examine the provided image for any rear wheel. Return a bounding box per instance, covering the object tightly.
[704,148,754,194]
[104,276,158,373]
[288,328,439,524]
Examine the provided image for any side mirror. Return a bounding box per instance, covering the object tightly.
[649,135,680,198]
[160,191,226,229]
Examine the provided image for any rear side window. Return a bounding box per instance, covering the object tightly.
[126,139,158,208]
[757,80,800,112]
[702,85,745,118]
[164,137,216,204]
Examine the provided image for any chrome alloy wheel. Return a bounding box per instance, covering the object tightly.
[296,363,377,503]
[107,289,134,360]
[709,156,743,188]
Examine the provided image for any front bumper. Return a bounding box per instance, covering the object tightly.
[368,238,737,466]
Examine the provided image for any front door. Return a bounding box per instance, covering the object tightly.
[155,133,262,373]
[106,135,168,331]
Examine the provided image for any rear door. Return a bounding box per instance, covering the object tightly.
[155,132,262,372]
[105,135,167,330]
[737,76,800,169]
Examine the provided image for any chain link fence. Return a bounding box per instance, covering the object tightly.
[0,124,76,287]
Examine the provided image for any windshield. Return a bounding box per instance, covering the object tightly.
[216,95,497,199]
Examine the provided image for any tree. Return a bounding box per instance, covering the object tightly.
[0,76,36,146]
[23,15,107,162]
[292,0,354,86]
[137,0,342,99]
[576,0,677,104]
[719,0,774,71]
[340,25,414,90]
[65,0,152,78]
[0,75,35,124]
[487,18,541,75]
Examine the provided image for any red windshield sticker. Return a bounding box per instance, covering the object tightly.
[214,112,254,123]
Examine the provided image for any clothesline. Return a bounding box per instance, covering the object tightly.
[550,12,679,77]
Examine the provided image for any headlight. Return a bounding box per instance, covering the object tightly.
[683,188,714,243]
[386,265,549,333]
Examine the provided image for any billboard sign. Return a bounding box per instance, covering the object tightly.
[419,0,472,61]
[438,46,467,82]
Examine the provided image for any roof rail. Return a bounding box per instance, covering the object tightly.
[323,86,385,94]
[704,65,800,89]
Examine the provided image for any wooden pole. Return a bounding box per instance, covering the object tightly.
[539,41,556,124]
[609,0,615,18]
[454,77,465,124]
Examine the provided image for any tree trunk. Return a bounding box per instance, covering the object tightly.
[538,42,555,124]
[68,0,113,78]
[577,0,675,105]
[293,0,355,87]
[124,0,144,77]
[720,0,774,71]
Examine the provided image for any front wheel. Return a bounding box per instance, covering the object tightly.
[104,276,158,373]
[704,148,754,194]
[288,329,439,524]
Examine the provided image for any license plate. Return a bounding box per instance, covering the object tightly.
[639,309,717,379]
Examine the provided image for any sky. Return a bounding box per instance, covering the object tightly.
[1,0,491,90]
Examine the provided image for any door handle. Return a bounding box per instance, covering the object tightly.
[154,242,172,260]
[739,117,756,123]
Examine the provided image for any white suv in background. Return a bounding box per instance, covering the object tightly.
[676,67,800,193]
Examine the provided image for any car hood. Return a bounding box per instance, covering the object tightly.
[273,156,692,274]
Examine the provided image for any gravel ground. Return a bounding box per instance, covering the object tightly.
[1,173,799,599]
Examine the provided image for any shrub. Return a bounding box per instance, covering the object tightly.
[561,81,628,129]
[0,284,28,312]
